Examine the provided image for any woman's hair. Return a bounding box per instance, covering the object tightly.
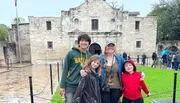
[83,55,102,76]
[104,45,116,58]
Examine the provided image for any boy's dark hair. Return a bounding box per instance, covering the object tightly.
[78,34,91,45]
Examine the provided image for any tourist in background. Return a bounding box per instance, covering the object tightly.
[142,53,147,66]
[127,53,131,60]
[122,52,127,60]
[174,51,180,71]
[161,54,167,68]
[151,51,157,68]
[137,55,140,64]
[167,52,173,70]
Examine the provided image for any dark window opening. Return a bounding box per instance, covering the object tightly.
[136,41,141,48]
[135,21,140,30]
[47,41,53,49]
[92,19,98,30]
[46,21,51,30]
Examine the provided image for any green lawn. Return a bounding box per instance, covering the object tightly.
[51,66,180,103]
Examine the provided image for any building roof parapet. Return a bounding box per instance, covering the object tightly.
[129,12,140,16]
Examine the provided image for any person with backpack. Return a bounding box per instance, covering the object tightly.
[174,51,180,71]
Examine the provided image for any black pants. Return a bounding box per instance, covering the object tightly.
[101,88,122,103]
[122,96,144,103]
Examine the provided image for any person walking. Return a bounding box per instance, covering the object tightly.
[151,51,157,68]
[60,34,92,103]
[99,42,125,103]
[121,60,151,103]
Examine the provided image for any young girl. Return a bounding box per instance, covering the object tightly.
[73,55,102,103]
[121,60,151,103]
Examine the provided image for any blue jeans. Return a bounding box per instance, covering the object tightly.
[65,87,77,103]
[174,62,180,71]
[167,61,172,68]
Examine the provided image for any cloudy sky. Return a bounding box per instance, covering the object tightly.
[0,0,159,27]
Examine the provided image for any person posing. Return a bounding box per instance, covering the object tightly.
[121,60,151,103]
[60,34,92,103]
[73,55,102,103]
[99,42,125,103]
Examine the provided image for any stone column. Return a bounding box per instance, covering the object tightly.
[0,48,6,67]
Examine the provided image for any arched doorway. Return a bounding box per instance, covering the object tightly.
[167,46,179,52]
[88,43,102,55]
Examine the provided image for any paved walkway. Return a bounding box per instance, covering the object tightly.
[0,63,61,103]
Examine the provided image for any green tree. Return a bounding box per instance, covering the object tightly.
[148,0,180,41]
[0,24,8,41]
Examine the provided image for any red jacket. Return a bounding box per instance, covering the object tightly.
[122,72,149,100]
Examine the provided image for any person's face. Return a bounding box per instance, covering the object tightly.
[106,45,115,54]
[124,62,134,74]
[91,59,100,69]
[79,39,89,49]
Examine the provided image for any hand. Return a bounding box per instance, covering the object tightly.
[140,72,145,80]
[60,88,66,97]
[147,92,151,97]
[80,70,87,77]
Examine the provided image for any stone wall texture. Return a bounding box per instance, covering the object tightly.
[8,0,159,64]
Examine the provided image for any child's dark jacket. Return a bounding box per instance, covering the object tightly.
[73,71,101,103]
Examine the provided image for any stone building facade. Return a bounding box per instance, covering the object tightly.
[28,0,157,64]
[8,0,158,64]
[9,23,31,63]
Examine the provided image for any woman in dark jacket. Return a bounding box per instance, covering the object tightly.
[73,55,102,103]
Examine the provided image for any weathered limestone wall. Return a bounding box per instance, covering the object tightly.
[29,16,68,64]
[0,42,6,66]
[24,0,157,64]
[11,23,31,63]
[122,15,157,58]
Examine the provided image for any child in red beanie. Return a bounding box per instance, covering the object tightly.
[121,60,151,103]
